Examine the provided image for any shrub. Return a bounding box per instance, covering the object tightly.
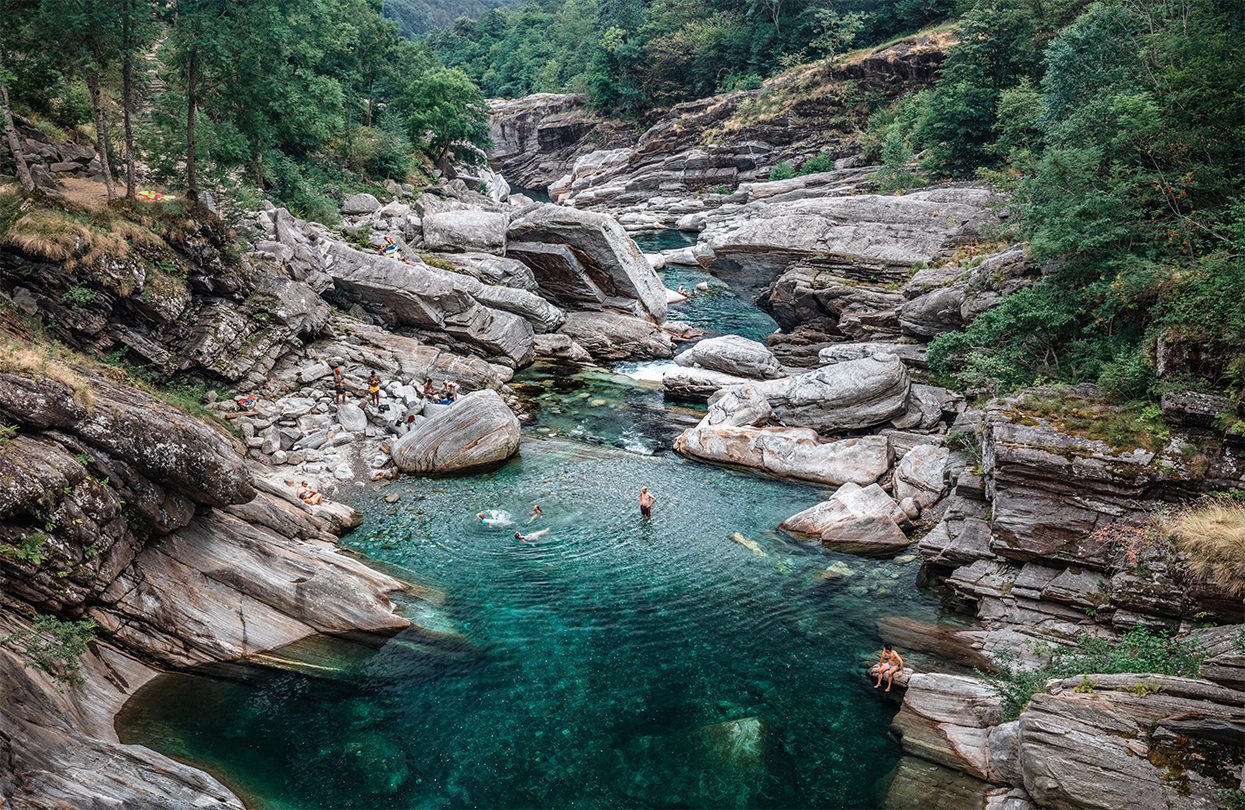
[1169,501,1245,598]
[768,161,796,181]
[718,72,762,92]
[1097,348,1155,401]
[0,615,97,686]
[61,285,97,308]
[798,153,835,175]
[982,628,1206,721]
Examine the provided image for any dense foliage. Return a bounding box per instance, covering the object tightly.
[0,0,492,219]
[427,0,958,115]
[382,0,521,38]
[982,628,1206,720]
[881,0,1245,404]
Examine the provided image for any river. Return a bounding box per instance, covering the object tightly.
[115,231,951,809]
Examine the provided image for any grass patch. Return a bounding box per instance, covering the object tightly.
[0,338,94,409]
[1169,501,1245,598]
[420,253,459,272]
[1011,392,1170,452]
[982,628,1206,721]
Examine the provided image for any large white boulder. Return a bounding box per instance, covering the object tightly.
[781,482,910,556]
[390,390,520,474]
[753,354,911,432]
[421,210,508,254]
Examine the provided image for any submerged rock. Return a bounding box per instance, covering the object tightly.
[390,390,520,474]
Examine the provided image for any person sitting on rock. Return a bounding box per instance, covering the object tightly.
[368,371,381,408]
[447,380,460,402]
[422,377,436,399]
[874,643,905,692]
[297,480,324,506]
[333,368,347,405]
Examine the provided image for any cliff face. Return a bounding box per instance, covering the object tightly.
[487,32,953,209]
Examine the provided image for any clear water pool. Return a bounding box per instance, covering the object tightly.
[117,437,942,809]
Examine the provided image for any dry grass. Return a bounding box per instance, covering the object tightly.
[1170,501,1245,598]
[0,338,94,410]
[4,206,164,271]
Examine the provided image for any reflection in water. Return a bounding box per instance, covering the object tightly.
[118,439,942,809]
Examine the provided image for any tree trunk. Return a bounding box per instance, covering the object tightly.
[185,49,198,202]
[121,0,137,200]
[84,70,116,200]
[0,77,35,194]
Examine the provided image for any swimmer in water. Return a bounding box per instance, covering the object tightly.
[529,504,543,523]
[515,529,550,546]
[639,486,656,519]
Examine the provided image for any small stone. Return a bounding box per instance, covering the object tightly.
[822,561,856,579]
[271,450,288,465]
[384,494,400,503]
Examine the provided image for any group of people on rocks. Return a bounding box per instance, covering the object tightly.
[332,367,462,411]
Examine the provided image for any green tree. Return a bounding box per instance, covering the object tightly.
[404,67,490,168]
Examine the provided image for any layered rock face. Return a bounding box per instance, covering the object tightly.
[0,360,415,808]
[488,33,952,219]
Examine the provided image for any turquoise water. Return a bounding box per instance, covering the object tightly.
[632,229,779,344]
[117,438,941,809]
[113,252,935,809]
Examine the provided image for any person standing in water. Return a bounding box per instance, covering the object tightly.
[874,643,905,692]
[639,486,656,519]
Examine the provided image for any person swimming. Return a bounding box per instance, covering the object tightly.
[529,504,543,523]
[477,509,513,528]
[514,528,550,546]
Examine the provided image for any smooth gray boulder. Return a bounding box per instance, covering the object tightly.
[819,341,927,368]
[753,354,911,432]
[390,390,520,474]
[341,193,381,214]
[508,205,668,322]
[335,402,368,433]
[674,424,890,487]
[558,311,673,361]
[674,335,784,380]
[422,210,508,254]
[324,242,533,366]
[780,481,910,556]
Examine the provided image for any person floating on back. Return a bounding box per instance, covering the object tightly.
[368,371,381,408]
[514,529,549,546]
[333,367,346,404]
[639,486,656,519]
[874,643,905,692]
[529,504,543,523]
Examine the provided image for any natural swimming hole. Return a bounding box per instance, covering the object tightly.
[115,247,944,808]
[116,435,946,809]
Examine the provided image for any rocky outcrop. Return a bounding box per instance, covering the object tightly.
[390,390,521,474]
[0,114,99,191]
[557,311,673,361]
[898,245,1036,340]
[891,674,1004,782]
[422,210,508,254]
[662,366,751,401]
[324,242,535,367]
[780,482,910,556]
[675,425,891,487]
[674,335,784,380]
[487,93,622,191]
[508,205,668,322]
[751,355,912,433]
[0,353,418,809]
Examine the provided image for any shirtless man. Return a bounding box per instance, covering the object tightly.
[639,486,656,519]
[297,480,324,506]
[874,643,905,692]
[333,368,347,405]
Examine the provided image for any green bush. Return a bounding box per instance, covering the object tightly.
[798,153,835,175]
[768,161,796,181]
[1097,348,1155,401]
[982,628,1206,721]
[0,615,96,686]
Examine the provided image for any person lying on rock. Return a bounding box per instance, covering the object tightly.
[874,643,905,692]
[368,371,381,408]
[297,481,324,506]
